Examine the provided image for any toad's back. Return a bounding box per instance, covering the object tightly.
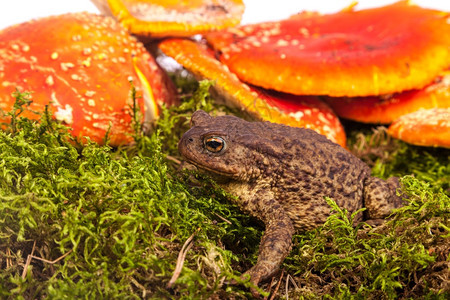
[235,120,371,230]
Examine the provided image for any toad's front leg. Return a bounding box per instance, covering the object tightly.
[241,190,295,287]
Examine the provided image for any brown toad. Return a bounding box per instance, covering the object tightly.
[178,110,402,287]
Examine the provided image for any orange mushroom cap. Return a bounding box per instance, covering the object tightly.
[91,0,245,37]
[325,70,450,124]
[205,1,450,97]
[158,38,346,146]
[388,108,450,148]
[0,13,177,146]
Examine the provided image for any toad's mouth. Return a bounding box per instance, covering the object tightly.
[184,158,237,178]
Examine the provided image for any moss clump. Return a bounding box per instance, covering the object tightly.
[284,177,449,299]
[0,83,449,299]
[349,126,449,193]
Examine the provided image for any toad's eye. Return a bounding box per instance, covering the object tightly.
[203,136,226,153]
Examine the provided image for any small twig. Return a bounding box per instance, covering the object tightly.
[130,276,149,298]
[29,250,73,264]
[167,229,199,288]
[213,213,232,225]
[22,241,36,279]
[269,269,284,300]
[413,270,418,284]
[165,155,182,165]
[6,248,12,268]
[288,273,298,289]
[22,243,72,279]
[285,273,298,300]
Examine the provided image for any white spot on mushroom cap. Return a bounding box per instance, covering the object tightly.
[60,62,75,71]
[289,111,305,120]
[83,48,92,55]
[82,58,91,67]
[45,75,54,86]
[251,40,262,47]
[92,122,111,130]
[276,39,289,47]
[71,74,81,81]
[85,90,96,97]
[50,92,61,106]
[318,112,331,125]
[54,104,73,124]
[299,27,309,37]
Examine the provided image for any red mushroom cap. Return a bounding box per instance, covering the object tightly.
[325,70,450,124]
[91,0,245,37]
[205,1,450,97]
[159,38,346,146]
[388,108,450,148]
[0,13,177,145]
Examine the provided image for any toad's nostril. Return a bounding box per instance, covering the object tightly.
[188,137,194,142]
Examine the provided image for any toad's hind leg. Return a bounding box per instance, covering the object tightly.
[363,176,403,219]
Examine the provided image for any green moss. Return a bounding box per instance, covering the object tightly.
[348,126,449,193]
[285,176,449,299]
[1,83,449,299]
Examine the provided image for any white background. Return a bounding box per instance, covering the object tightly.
[0,0,448,30]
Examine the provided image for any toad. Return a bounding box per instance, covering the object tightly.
[178,110,403,288]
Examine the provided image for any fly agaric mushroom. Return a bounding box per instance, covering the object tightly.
[90,0,245,37]
[205,1,450,97]
[0,12,177,146]
[388,108,450,148]
[158,38,346,146]
[325,70,450,124]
